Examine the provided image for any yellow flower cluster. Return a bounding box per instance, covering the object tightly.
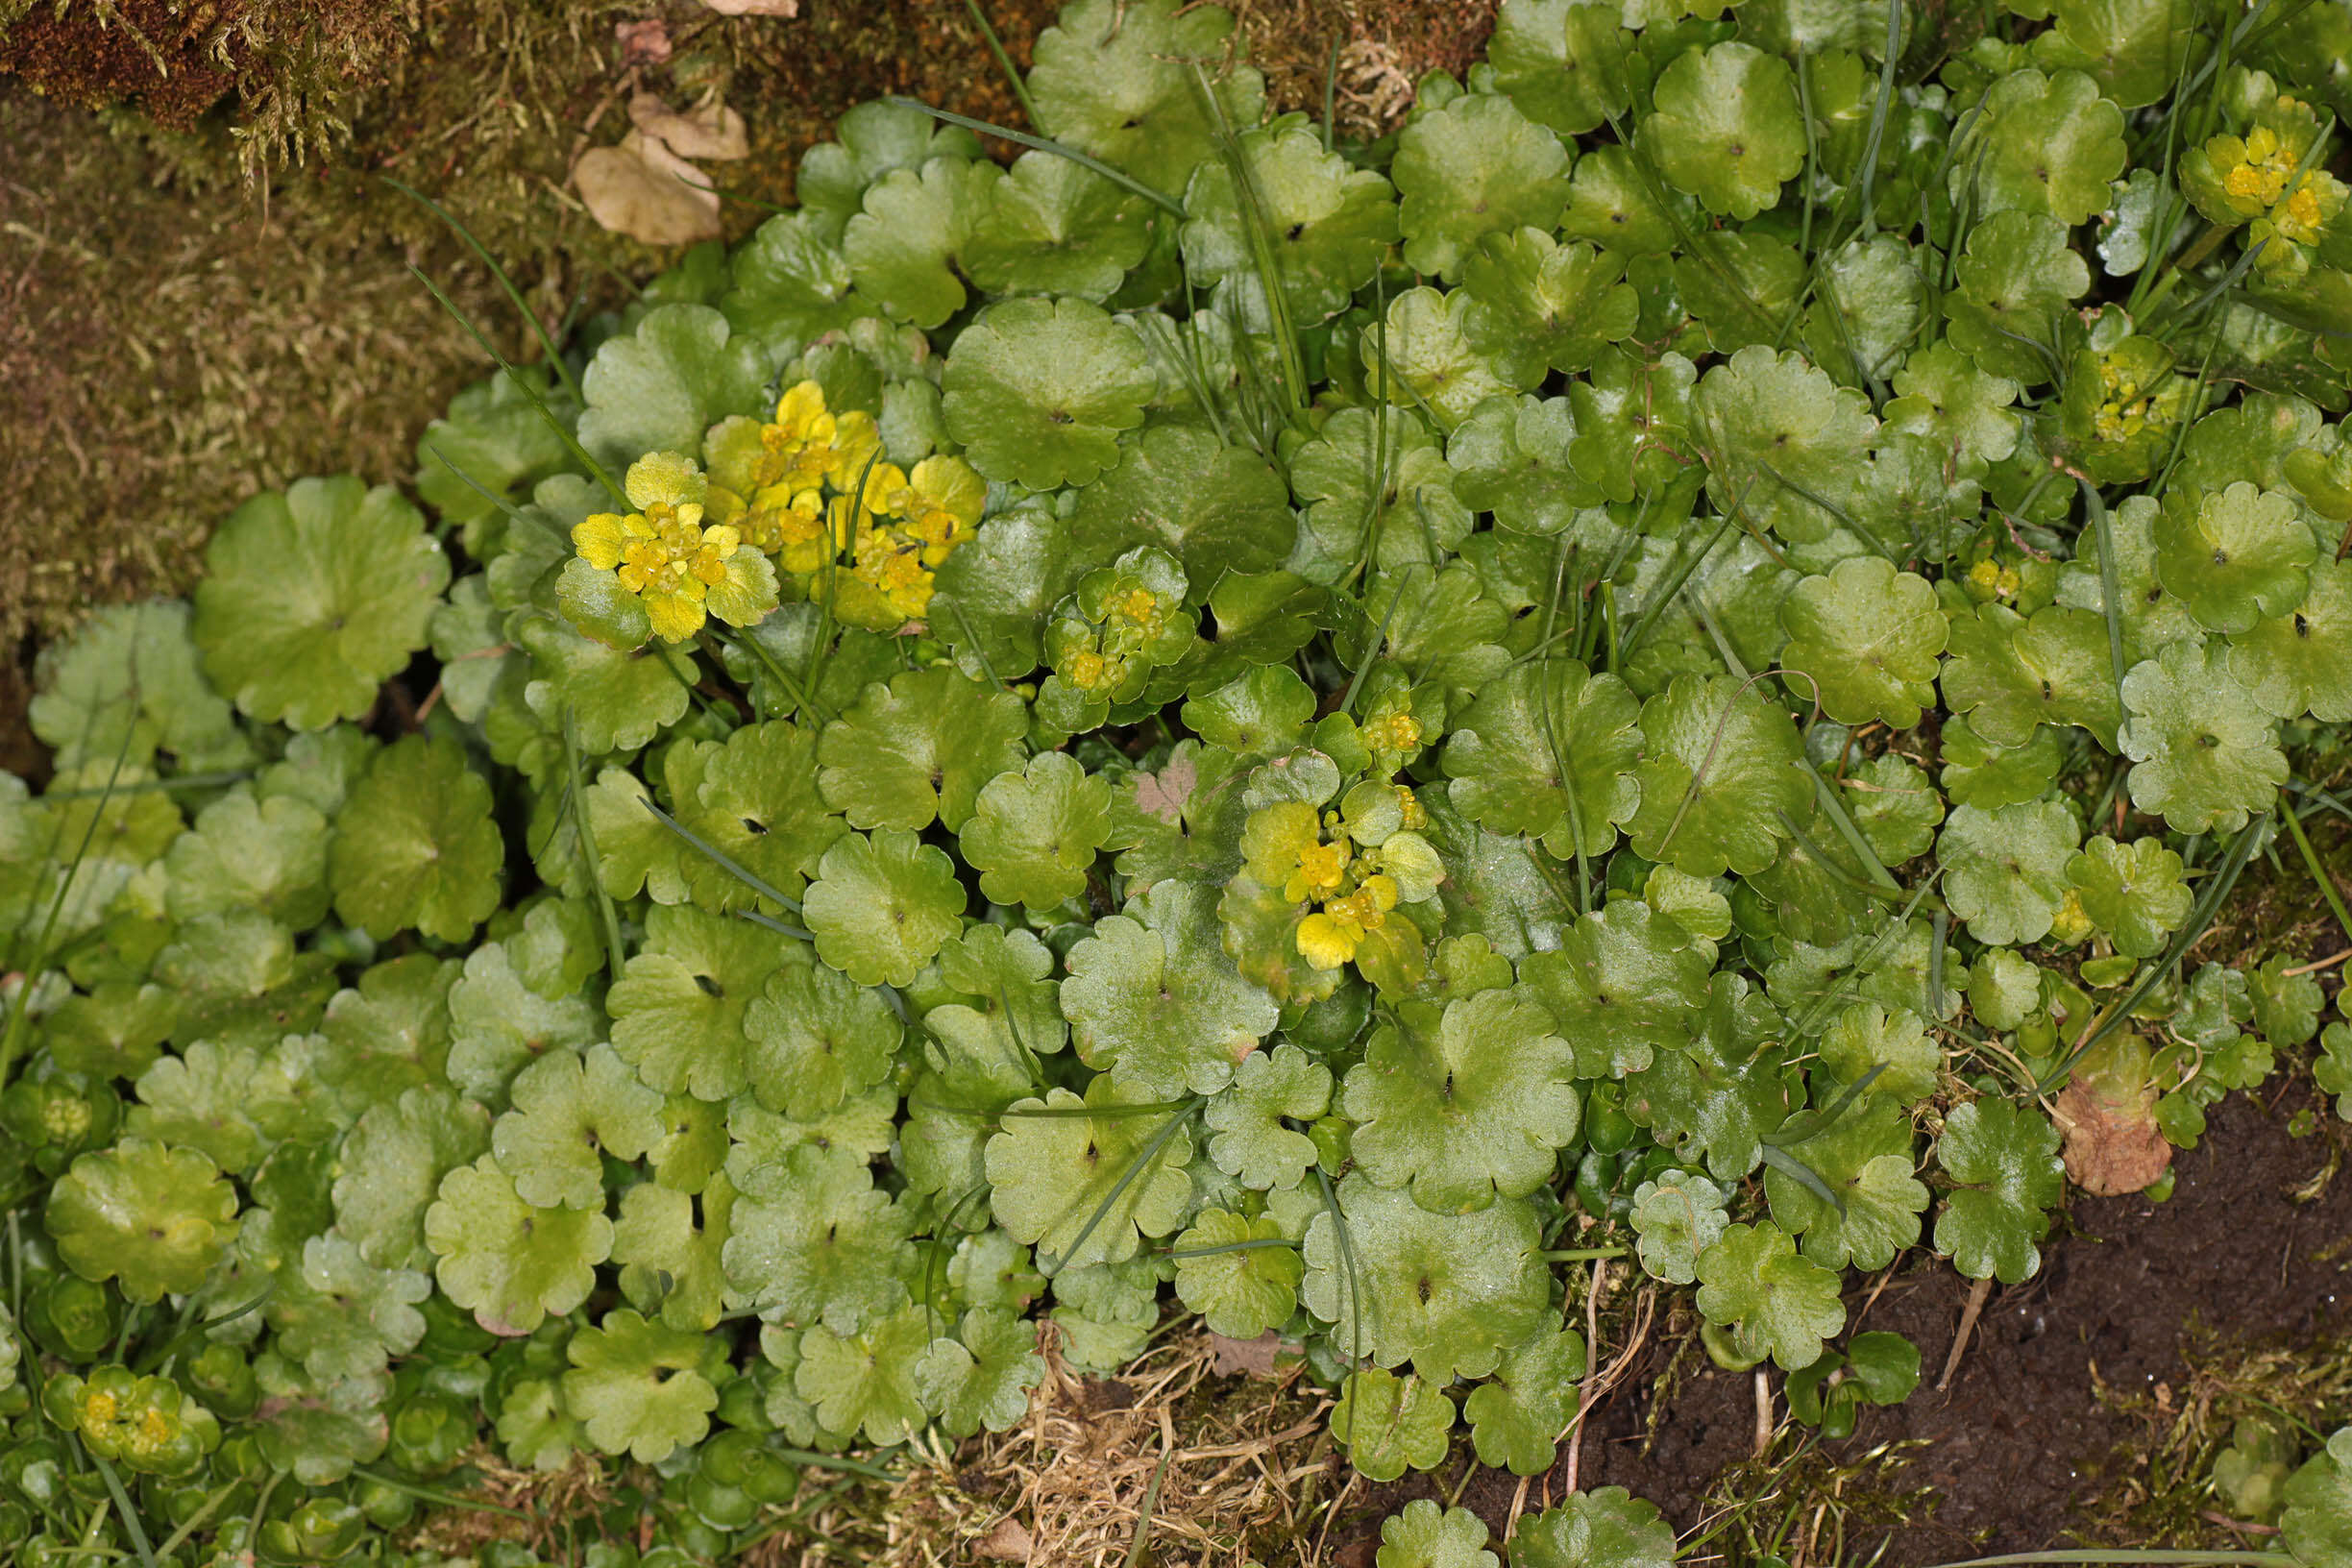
[2204,100,2348,254]
[1966,557,2021,600]
[575,453,759,643]
[1241,798,1427,971]
[2092,358,2157,446]
[727,380,987,625]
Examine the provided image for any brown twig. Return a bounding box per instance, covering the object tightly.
[1938,1276,1995,1392]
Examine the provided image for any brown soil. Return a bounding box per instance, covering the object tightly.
[1344,1084,2352,1565]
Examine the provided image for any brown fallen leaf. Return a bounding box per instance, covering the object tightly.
[973,1515,1034,1562]
[1209,1330,1285,1379]
[613,17,671,67]
[575,130,721,246]
[2054,1071,2172,1196]
[628,91,749,161]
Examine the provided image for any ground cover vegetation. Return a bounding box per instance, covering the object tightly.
[3,0,2352,1562]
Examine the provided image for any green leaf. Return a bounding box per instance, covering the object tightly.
[1486,0,1632,136]
[1378,1498,1497,1568]
[163,786,330,929]
[962,751,1114,912]
[47,1139,238,1304]
[845,158,1002,328]
[1961,67,2127,225]
[2066,835,2192,959]
[1333,1368,1455,1482]
[1933,1097,2064,1284]
[1818,1000,1942,1105]
[2154,481,2319,635]
[943,296,1155,489]
[1026,0,1267,198]
[1629,1168,1729,1285]
[983,1076,1197,1272]
[576,303,772,473]
[1343,988,1580,1213]
[1447,395,1610,534]
[328,735,503,943]
[1301,1176,1550,1381]
[1171,1209,1301,1337]
[1692,345,1877,546]
[193,478,449,731]
[1073,420,1301,590]
[2230,555,2352,722]
[1287,404,1471,578]
[1946,212,2091,384]
[1940,602,2123,747]
[795,1304,932,1445]
[1464,1326,1585,1476]
[1644,42,1805,220]
[2119,639,2290,834]
[250,1356,387,1486]
[266,1234,429,1383]
[30,600,249,775]
[1064,879,1279,1099]
[819,664,1030,834]
[1395,92,1572,281]
[804,829,967,989]
[1884,341,2022,471]
[424,1155,611,1334]
[2283,1428,2352,1568]
[1181,116,1398,327]
[1367,286,1512,430]
[743,959,903,1121]
[968,151,1156,303]
[1442,659,1642,852]
[725,1144,916,1332]
[564,1308,719,1463]
[674,721,845,913]
[1462,232,1639,390]
[1695,1221,1846,1370]
[1202,1042,1332,1191]
[514,612,690,758]
[719,209,864,355]
[796,98,982,232]
[333,1087,491,1271]
[1780,558,1948,727]
[1938,799,2079,945]
[1521,899,1715,1078]
[1507,1489,1677,1568]
[611,1175,738,1331]
[492,1043,664,1211]
[1626,673,1809,878]
[1623,972,1793,1180]
[911,1308,1045,1438]
[414,367,581,536]
[607,904,791,1102]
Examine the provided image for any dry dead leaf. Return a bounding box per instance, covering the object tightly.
[1208,1331,1286,1379]
[2055,1073,2172,1196]
[612,17,671,67]
[628,91,748,161]
[575,130,721,246]
[972,1516,1035,1562]
[700,0,798,13]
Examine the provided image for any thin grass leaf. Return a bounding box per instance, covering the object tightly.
[384,176,583,406]
[884,97,1186,217]
[1758,1144,1848,1220]
[1037,1098,1202,1276]
[563,706,630,981]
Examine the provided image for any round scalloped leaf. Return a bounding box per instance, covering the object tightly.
[333,1087,491,1271]
[515,611,692,758]
[818,664,1030,835]
[1629,1168,1729,1285]
[743,959,902,1121]
[1342,988,1580,1213]
[983,1076,1196,1272]
[1509,1488,1678,1568]
[1764,1094,1928,1271]
[911,1309,1046,1438]
[968,151,1155,303]
[1289,404,1471,576]
[413,367,580,537]
[795,1305,931,1446]
[845,158,1002,329]
[564,1309,718,1463]
[2152,481,2318,635]
[1333,1368,1455,1482]
[1940,602,2123,747]
[962,750,1115,912]
[576,303,772,472]
[1643,42,1805,220]
[2119,640,2290,835]
[249,1357,387,1485]
[266,1234,429,1384]
[803,829,967,989]
[674,722,845,914]
[2230,555,2352,721]
[1442,658,1642,851]
[1202,1042,1330,1191]
[1623,972,1792,1180]
[607,904,791,1101]
[943,296,1155,490]
[1378,1498,1496,1568]
[31,600,249,774]
[1464,1326,1585,1476]
[1626,673,1808,879]
[1692,346,1877,545]
[725,1144,916,1332]
[2067,835,2192,959]
[1695,1220,1846,1370]
[1181,117,1398,327]
[796,98,984,232]
[1366,286,1511,430]
[1962,67,2127,226]
[328,735,504,943]
[719,210,864,355]
[164,786,330,929]
[1884,340,2022,470]
[1026,0,1265,198]
[1520,899,1714,1079]
[1395,92,1571,282]
[1938,799,2079,946]
[1064,879,1279,1099]
[2283,1428,2352,1568]
[1945,211,2091,384]
[1171,1209,1300,1338]
[1446,394,1609,533]
[493,1043,664,1211]
[1487,0,1632,136]
[47,1138,238,1304]
[1072,420,1300,592]
[194,477,449,731]
[1461,232,1638,389]
[610,1177,736,1331]
[1780,557,1947,727]
[1934,1097,2064,1284]
[1301,1176,1550,1381]
[424,1155,611,1335]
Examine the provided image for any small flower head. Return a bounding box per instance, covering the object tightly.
[574,453,767,642]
